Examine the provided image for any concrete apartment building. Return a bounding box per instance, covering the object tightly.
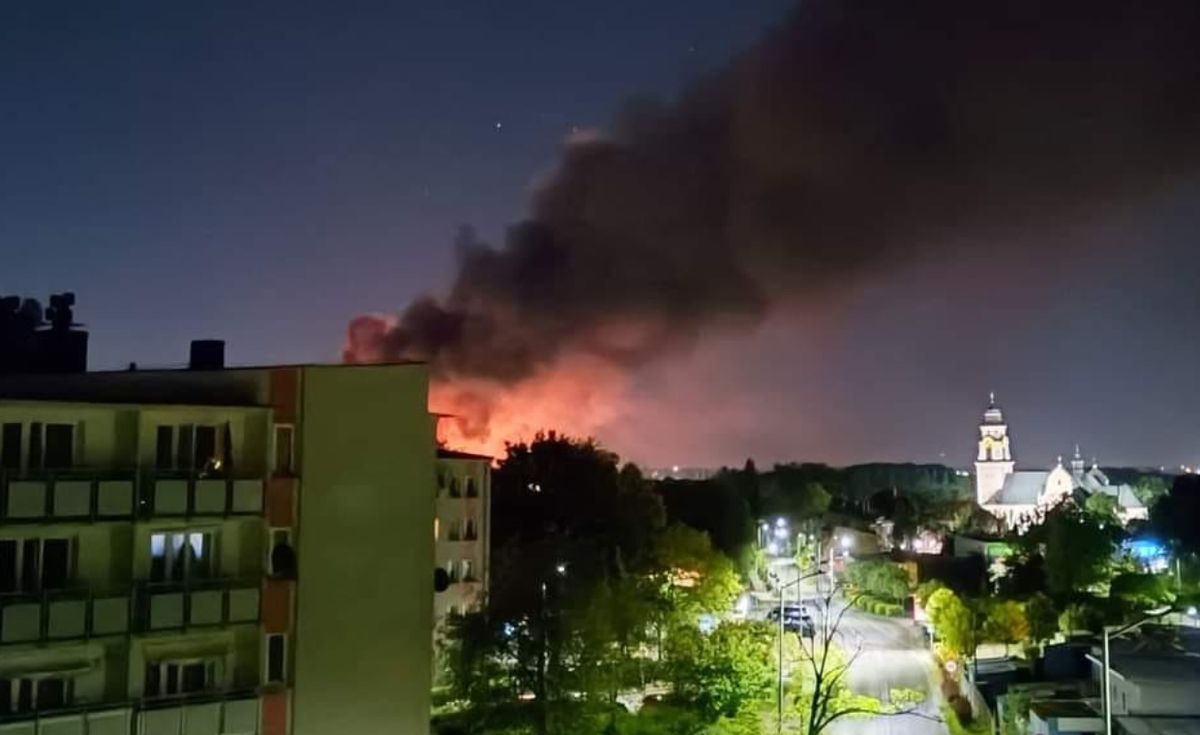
[0,328,435,735]
[433,449,490,626]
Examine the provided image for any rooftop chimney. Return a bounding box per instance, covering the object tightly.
[189,340,225,370]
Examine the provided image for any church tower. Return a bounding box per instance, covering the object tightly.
[975,393,1014,505]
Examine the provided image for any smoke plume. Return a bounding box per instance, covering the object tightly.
[346,0,1200,454]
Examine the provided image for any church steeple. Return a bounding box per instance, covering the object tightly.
[1070,444,1085,475]
[975,392,1015,505]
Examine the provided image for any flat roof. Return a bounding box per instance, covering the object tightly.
[1118,717,1200,735]
[437,448,494,461]
[1086,653,1200,683]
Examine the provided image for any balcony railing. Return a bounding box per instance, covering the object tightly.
[0,588,131,644]
[140,473,264,517]
[0,691,262,734]
[133,579,261,632]
[0,469,137,522]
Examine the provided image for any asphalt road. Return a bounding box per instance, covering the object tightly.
[756,560,947,735]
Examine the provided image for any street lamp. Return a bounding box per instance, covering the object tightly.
[777,566,825,735]
[1102,606,1172,735]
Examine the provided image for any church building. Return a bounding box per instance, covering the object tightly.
[973,394,1147,528]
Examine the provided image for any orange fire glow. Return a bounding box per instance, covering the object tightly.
[431,354,630,459]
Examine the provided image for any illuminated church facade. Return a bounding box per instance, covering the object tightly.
[973,395,1147,528]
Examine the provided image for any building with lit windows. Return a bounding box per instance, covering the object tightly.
[0,342,435,735]
[432,449,490,626]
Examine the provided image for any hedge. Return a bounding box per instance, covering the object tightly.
[853,594,904,617]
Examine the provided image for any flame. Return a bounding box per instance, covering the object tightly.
[431,355,629,458]
[344,313,632,459]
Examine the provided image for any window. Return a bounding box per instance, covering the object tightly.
[144,659,217,698]
[0,676,71,714]
[268,529,295,579]
[155,427,174,469]
[448,478,461,498]
[436,471,447,497]
[0,538,71,592]
[466,478,478,498]
[150,531,215,583]
[40,539,69,589]
[447,520,461,542]
[0,541,14,593]
[194,426,217,471]
[28,422,42,469]
[446,561,459,583]
[273,425,294,475]
[266,634,286,684]
[461,559,474,582]
[464,519,477,541]
[1,424,20,470]
[175,424,193,470]
[433,518,440,542]
[43,425,74,468]
[158,424,228,473]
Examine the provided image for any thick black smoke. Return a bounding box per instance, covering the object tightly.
[347,0,1200,383]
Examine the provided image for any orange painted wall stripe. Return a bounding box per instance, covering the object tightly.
[261,691,289,735]
[266,477,295,527]
[269,368,300,424]
[263,579,292,634]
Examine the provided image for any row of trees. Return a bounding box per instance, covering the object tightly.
[435,435,796,734]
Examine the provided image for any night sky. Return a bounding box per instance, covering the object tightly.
[5,2,1199,469]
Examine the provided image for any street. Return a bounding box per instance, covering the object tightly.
[755,559,947,735]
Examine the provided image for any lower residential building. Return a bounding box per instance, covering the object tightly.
[0,356,435,735]
[432,449,490,632]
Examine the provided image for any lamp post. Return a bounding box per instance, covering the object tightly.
[778,567,824,734]
[1102,607,1172,735]
[537,563,568,735]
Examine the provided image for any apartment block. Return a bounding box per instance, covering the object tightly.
[433,449,490,627]
[0,353,434,735]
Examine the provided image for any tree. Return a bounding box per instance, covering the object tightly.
[665,621,775,719]
[925,588,974,659]
[651,525,743,624]
[915,579,947,608]
[1024,593,1058,647]
[1026,503,1118,598]
[844,560,911,603]
[797,482,833,519]
[1110,572,1173,611]
[982,600,1029,655]
[1134,475,1170,508]
[1151,475,1200,555]
[440,611,512,706]
[1084,492,1119,523]
[787,587,929,734]
[1058,601,1104,635]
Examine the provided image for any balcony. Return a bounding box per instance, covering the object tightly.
[0,589,131,644]
[134,580,260,632]
[141,474,263,517]
[0,470,136,522]
[139,691,260,735]
[0,703,134,734]
[0,693,261,735]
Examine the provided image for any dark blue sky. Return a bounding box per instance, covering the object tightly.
[1,1,789,368]
[4,2,1199,469]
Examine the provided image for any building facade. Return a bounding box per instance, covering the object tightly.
[0,361,434,735]
[433,450,490,626]
[973,394,1146,528]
